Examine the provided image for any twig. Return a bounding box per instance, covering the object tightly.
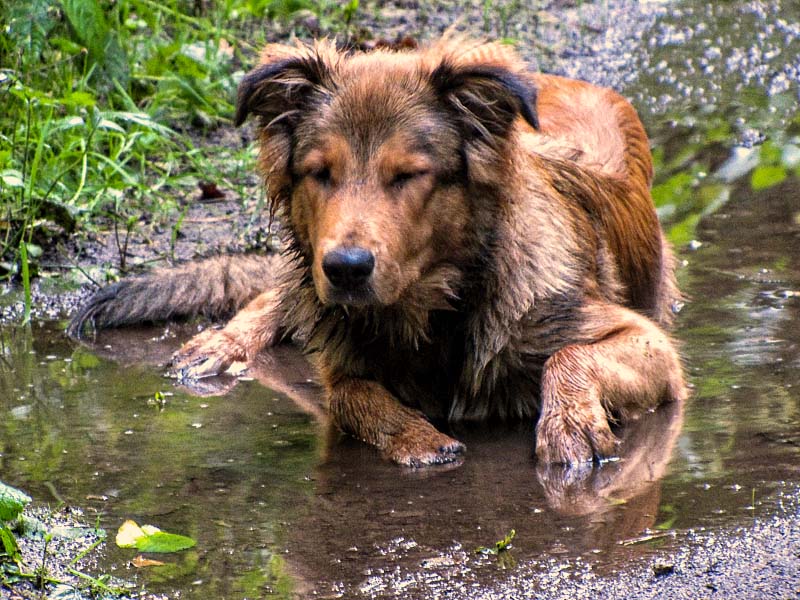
[619,531,677,546]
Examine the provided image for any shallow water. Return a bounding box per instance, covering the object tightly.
[3,0,800,598]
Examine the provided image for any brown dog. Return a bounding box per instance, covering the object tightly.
[70,39,686,466]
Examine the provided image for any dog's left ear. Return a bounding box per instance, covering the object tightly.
[430,62,539,143]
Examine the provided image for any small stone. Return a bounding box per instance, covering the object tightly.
[653,562,675,577]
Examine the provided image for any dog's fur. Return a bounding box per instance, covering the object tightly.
[70,39,686,466]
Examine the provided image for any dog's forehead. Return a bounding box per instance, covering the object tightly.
[298,53,451,161]
[334,53,430,120]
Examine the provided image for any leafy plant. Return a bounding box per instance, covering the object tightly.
[475,528,516,555]
[62,0,130,87]
[1,0,367,292]
[650,105,800,248]
[0,482,29,583]
[0,481,126,598]
[0,481,32,522]
[0,481,31,577]
[0,525,22,566]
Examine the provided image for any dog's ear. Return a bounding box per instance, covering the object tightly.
[235,48,332,128]
[430,62,538,143]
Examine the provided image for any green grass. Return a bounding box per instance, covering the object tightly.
[0,0,361,282]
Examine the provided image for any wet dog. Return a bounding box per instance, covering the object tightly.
[70,38,686,466]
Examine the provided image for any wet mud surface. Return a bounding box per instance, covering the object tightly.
[2,0,800,598]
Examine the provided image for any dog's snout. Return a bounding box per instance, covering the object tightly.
[322,247,375,289]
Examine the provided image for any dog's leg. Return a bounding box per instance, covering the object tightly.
[171,288,285,378]
[535,303,686,465]
[327,378,465,466]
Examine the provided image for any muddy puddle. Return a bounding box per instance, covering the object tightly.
[2,0,800,598]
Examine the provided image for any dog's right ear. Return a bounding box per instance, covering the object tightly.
[235,47,332,128]
[430,61,538,143]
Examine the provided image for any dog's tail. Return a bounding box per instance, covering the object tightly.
[67,253,283,339]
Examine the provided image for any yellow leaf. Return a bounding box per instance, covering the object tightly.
[116,520,145,548]
[141,524,162,536]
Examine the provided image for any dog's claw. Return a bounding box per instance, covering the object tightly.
[535,408,618,465]
[169,328,247,380]
[384,426,466,467]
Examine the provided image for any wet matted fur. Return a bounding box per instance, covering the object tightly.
[70,38,686,466]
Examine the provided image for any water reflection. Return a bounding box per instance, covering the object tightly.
[0,323,322,598]
[671,178,800,495]
[0,314,690,598]
[283,401,685,597]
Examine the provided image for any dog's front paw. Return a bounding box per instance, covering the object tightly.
[170,328,248,380]
[535,407,618,465]
[383,424,466,467]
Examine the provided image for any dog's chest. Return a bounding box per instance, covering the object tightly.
[358,312,466,418]
[366,312,542,419]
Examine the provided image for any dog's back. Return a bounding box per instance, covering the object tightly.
[430,41,678,326]
[527,73,679,326]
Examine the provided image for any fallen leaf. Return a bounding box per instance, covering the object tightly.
[116,519,196,553]
[132,555,166,568]
[135,530,196,553]
[116,519,145,548]
[141,524,162,536]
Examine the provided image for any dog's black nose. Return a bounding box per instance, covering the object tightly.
[322,247,375,289]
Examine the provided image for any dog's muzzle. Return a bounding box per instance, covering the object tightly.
[322,246,375,291]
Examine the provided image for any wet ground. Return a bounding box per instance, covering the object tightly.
[2,0,800,598]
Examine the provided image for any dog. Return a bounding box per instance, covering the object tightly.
[69,38,686,467]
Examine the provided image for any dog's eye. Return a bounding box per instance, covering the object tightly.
[310,167,332,186]
[390,171,427,189]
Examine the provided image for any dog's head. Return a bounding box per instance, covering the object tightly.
[236,39,538,309]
